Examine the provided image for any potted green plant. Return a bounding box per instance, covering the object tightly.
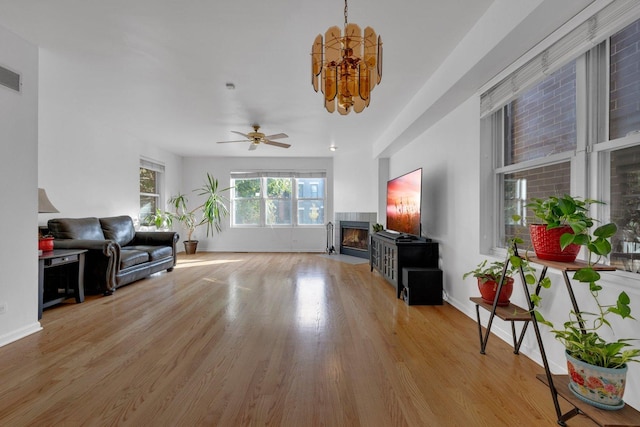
[533,218,640,409]
[144,208,174,231]
[527,195,602,262]
[464,259,517,306]
[167,173,231,254]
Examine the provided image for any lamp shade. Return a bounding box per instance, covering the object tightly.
[38,188,59,213]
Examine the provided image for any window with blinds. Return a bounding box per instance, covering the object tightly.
[481,2,640,279]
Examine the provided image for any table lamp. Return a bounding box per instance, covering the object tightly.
[38,188,59,253]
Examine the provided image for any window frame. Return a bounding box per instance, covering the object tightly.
[230,172,326,228]
[139,158,165,227]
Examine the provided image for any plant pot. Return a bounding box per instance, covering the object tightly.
[529,224,581,262]
[183,240,198,255]
[38,236,54,252]
[478,277,514,306]
[566,350,627,410]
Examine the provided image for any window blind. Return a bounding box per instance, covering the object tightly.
[480,0,640,118]
[231,171,326,179]
[140,158,165,173]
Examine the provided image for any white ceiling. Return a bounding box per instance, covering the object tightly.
[0,0,500,157]
[0,0,546,158]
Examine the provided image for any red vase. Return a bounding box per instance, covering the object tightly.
[529,224,580,262]
[38,236,54,252]
[478,277,514,306]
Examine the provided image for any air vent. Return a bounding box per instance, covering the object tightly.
[0,65,20,92]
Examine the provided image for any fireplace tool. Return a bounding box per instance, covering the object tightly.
[326,222,336,254]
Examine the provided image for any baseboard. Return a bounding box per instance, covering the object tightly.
[0,322,42,348]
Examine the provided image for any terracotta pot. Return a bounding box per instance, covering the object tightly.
[478,277,514,306]
[566,351,627,410]
[183,240,198,255]
[529,224,580,262]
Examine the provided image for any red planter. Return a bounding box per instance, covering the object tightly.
[529,224,580,262]
[39,236,54,252]
[478,277,514,306]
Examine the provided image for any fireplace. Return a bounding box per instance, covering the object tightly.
[340,221,369,258]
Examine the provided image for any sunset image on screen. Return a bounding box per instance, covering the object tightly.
[386,169,421,236]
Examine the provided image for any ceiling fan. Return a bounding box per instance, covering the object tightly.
[216,125,290,151]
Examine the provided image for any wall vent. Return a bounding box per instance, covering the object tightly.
[0,65,20,92]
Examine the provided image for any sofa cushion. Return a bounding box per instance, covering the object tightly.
[48,217,105,240]
[100,216,136,247]
[120,249,150,269]
[126,245,173,262]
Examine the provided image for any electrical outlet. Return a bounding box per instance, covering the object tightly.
[0,303,6,315]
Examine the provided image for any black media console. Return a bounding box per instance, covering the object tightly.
[370,232,440,303]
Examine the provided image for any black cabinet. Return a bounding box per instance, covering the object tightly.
[370,233,439,299]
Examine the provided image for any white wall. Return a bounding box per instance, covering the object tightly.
[332,143,378,214]
[38,51,182,224]
[0,25,41,345]
[179,156,334,252]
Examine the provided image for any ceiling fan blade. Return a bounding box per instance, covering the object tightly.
[248,143,258,151]
[263,133,288,140]
[216,139,250,144]
[231,131,250,138]
[264,140,291,148]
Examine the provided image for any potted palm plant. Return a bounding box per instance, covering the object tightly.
[533,213,640,409]
[167,173,231,254]
[527,195,602,262]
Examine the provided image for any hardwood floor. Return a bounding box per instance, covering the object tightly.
[0,253,597,426]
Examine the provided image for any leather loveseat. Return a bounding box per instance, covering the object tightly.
[48,215,179,295]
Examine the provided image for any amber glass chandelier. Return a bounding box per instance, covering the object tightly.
[311,0,382,114]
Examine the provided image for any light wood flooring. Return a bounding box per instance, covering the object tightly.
[0,252,597,426]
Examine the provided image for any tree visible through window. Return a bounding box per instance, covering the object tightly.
[231,173,326,227]
[139,159,164,226]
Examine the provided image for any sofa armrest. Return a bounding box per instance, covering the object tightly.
[53,239,119,294]
[53,238,117,255]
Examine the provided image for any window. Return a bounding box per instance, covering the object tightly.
[494,61,577,248]
[231,172,326,227]
[233,178,261,225]
[139,158,165,225]
[297,178,325,225]
[266,177,292,225]
[482,6,640,278]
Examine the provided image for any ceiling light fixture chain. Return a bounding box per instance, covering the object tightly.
[311,0,382,115]
[344,0,348,27]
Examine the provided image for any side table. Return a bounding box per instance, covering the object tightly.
[38,249,87,319]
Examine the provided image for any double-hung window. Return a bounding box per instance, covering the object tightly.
[139,158,165,225]
[231,171,326,227]
[481,3,640,277]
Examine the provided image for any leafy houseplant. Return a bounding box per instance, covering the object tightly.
[530,204,640,408]
[526,195,602,262]
[464,227,538,306]
[464,259,517,306]
[145,208,174,230]
[167,173,231,254]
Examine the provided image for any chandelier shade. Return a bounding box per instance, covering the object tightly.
[311,1,382,114]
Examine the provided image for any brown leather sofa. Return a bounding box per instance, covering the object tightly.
[48,215,179,295]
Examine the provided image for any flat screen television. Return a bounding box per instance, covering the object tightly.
[386,168,422,237]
